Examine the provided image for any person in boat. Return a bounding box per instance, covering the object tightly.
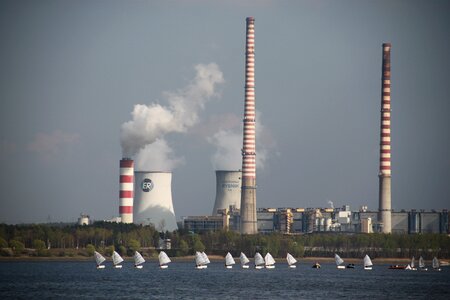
[312,262,321,268]
[346,263,355,268]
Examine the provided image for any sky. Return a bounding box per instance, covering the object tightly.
[0,0,449,224]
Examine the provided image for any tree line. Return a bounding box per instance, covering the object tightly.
[0,222,449,259]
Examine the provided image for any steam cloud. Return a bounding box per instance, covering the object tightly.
[121,63,224,170]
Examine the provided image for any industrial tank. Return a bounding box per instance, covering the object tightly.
[133,171,177,231]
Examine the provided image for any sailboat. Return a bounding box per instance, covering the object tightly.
[363,254,373,270]
[94,251,106,269]
[254,252,265,269]
[240,252,250,269]
[265,252,276,269]
[335,253,345,269]
[432,257,441,271]
[225,252,235,269]
[406,256,416,271]
[195,251,208,269]
[286,253,297,269]
[419,256,428,271]
[158,251,171,269]
[112,251,124,269]
[134,251,145,269]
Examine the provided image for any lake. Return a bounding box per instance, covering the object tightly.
[0,261,448,299]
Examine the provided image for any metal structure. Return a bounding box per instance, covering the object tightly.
[240,17,258,234]
[133,171,177,231]
[119,159,134,223]
[378,43,392,233]
[211,170,241,215]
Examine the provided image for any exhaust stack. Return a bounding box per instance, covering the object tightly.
[119,158,134,223]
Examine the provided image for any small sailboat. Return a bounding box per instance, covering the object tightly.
[254,252,265,269]
[112,251,124,269]
[225,252,235,269]
[409,256,417,270]
[312,262,321,269]
[240,252,250,269]
[134,251,145,269]
[363,254,373,270]
[432,257,441,271]
[419,256,428,271]
[158,251,171,269]
[195,251,209,269]
[286,253,297,269]
[265,252,276,269]
[335,254,345,269]
[94,251,106,269]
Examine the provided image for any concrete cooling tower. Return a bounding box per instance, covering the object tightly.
[211,170,242,215]
[133,171,177,231]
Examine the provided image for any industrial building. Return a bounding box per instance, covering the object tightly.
[212,170,241,216]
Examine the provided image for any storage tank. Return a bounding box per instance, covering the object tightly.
[133,171,177,231]
[211,170,242,215]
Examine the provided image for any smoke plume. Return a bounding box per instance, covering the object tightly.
[120,63,224,170]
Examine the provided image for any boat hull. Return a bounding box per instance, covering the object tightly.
[160,265,169,269]
[114,265,123,269]
[242,265,249,269]
[135,265,143,269]
[196,265,207,269]
[255,265,264,269]
[364,266,372,270]
[96,265,105,269]
[337,265,345,269]
[288,265,296,269]
[226,265,233,269]
[265,265,275,269]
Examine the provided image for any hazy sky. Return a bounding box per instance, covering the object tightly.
[1,0,449,224]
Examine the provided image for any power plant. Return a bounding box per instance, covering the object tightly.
[133,171,177,231]
[119,159,134,223]
[378,43,392,233]
[240,17,258,234]
[211,170,242,215]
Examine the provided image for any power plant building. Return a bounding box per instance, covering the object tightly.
[133,171,177,231]
[211,170,241,216]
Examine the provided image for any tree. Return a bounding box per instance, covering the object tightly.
[178,239,190,256]
[9,240,25,256]
[193,239,205,252]
[0,237,8,248]
[86,244,95,256]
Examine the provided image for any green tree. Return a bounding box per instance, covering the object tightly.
[193,239,205,252]
[86,244,95,256]
[9,240,25,256]
[0,237,8,248]
[178,239,190,256]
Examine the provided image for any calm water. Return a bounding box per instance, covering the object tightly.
[0,261,449,299]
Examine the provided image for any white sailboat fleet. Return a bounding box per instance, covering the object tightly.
[134,251,145,269]
[195,251,210,269]
[254,252,265,269]
[159,251,171,269]
[225,252,235,269]
[363,254,373,270]
[240,252,250,269]
[265,252,276,269]
[334,253,345,269]
[112,250,124,269]
[286,253,297,268]
[94,251,106,269]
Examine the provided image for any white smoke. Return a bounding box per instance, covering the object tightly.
[327,200,334,209]
[208,111,274,171]
[120,63,224,170]
[134,138,184,171]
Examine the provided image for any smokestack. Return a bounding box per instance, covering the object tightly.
[133,171,177,231]
[240,17,257,234]
[119,158,134,223]
[212,170,242,215]
[378,43,392,233]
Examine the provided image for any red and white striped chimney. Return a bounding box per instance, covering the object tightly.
[240,17,257,234]
[378,43,392,233]
[119,158,134,223]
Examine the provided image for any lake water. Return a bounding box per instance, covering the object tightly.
[0,261,449,299]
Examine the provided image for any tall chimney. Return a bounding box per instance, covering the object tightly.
[378,43,392,233]
[119,158,134,223]
[240,17,257,234]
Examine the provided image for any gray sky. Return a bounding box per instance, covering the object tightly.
[1,0,449,224]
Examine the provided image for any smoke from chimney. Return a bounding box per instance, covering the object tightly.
[120,63,224,170]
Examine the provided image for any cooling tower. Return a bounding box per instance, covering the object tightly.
[119,159,134,223]
[378,43,392,233]
[212,170,242,215]
[133,171,177,231]
[240,17,258,234]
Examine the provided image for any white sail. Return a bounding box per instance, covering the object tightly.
[159,251,171,266]
[432,257,440,269]
[134,251,145,266]
[240,252,250,265]
[363,255,372,267]
[286,253,297,266]
[419,256,425,268]
[195,251,205,265]
[94,251,106,265]
[265,253,276,266]
[254,252,265,266]
[335,254,344,266]
[411,256,415,268]
[112,251,124,266]
[225,252,235,266]
[202,252,211,264]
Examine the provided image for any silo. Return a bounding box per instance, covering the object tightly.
[133,171,177,231]
[211,170,242,215]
